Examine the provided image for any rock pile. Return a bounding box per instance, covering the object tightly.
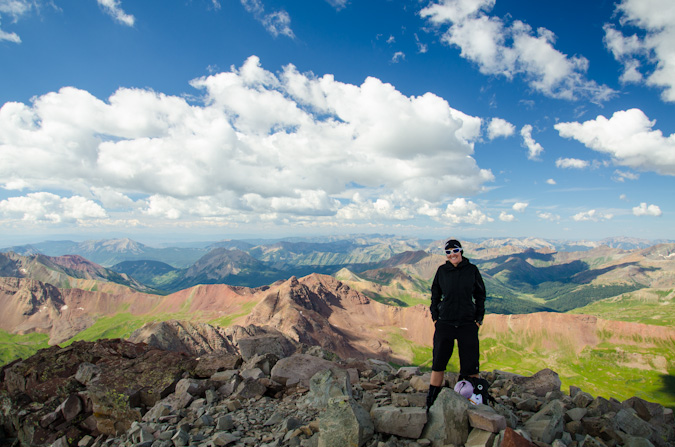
[1,339,673,447]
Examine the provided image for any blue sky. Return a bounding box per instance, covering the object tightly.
[0,0,673,245]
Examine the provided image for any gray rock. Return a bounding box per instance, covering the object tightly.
[370,405,427,439]
[565,407,587,422]
[409,374,430,392]
[307,368,353,410]
[524,399,565,444]
[614,408,653,438]
[624,436,656,447]
[512,369,562,397]
[468,404,507,433]
[466,428,496,447]
[421,388,470,447]
[391,392,426,408]
[271,354,343,388]
[233,378,267,399]
[75,362,101,386]
[318,396,374,447]
[238,333,297,361]
[396,367,420,379]
[573,391,595,408]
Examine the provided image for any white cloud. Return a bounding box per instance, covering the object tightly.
[440,198,493,225]
[604,0,675,102]
[325,0,348,10]
[0,0,35,43]
[555,108,675,176]
[556,158,589,169]
[240,0,294,38]
[546,178,556,185]
[0,192,107,223]
[537,211,560,222]
[420,0,615,102]
[512,202,528,212]
[486,117,515,139]
[520,124,543,160]
[0,56,493,227]
[392,51,405,63]
[612,170,639,182]
[97,0,135,27]
[499,211,514,222]
[572,209,614,222]
[632,202,662,217]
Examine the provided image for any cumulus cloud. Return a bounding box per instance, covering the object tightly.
[556,158,589,169]
[0,192,107,223]
[325,0,348,10]
[632,202,662,216]
[546,178,556,185]
[520,124,543,160]
[499,211,514,222]
[420,0,614,102]
[440,198,493,225]
[572,209,614,222]
[240,0,294,38]
[97,0,135,27]
[604,0,675,102]
[555,108,675,176]
[512,202,528,212]
[0,56,493,228]
[487,117,515,140]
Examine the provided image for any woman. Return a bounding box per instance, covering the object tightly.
[426,239,486,409]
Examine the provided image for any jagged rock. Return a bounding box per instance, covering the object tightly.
[233,378,268,399]
[270,353,343,388]
[370,406,427,439]
[421,388,470,447]
[566,407,588,422]
[318,396,374,447]
[466,428,496,447]
[391,392,426,408]
[574,391,595,408]
[174,378,208,397]
[57,394,83,422]
[623,397,666,424]
[615,408,655,438]
[512,369,562,397]
[75,363,101,386]
[467,404,507,433]
[587,396,618,417]
[242,353,279,376]
[194,353,242,378]
[624,436,656,447]
[524,399,565,444]
[409,374,430,392]
[502,427,536,447]
[396,367,420,379]
[307,368,352,409]
[237,333,297,361]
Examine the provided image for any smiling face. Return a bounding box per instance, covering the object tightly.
[445,247,463,266]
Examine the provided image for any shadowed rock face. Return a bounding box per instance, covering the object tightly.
[0,339,197,444]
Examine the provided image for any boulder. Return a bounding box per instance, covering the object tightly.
[524,399,565,444]
[270,353,343,388]
[502,427,536,447]
[237,333,297,361]
[512,369,562,397]
[318,396,374,447]
[370,405,427,439]
[421,388,470,447]
[466,428,496,447]
[467,404,507,433]
[307,368,352,410]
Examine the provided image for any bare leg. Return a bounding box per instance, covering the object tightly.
[430,370,444,387]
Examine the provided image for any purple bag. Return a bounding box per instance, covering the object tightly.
[453,379,474,399]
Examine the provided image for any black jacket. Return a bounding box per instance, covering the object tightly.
[430,257,486,325]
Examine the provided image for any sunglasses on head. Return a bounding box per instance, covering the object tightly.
[445,248,462,254]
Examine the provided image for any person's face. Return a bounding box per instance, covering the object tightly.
[445,247,462,266]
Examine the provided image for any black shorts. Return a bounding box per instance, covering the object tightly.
[431,321,479,376]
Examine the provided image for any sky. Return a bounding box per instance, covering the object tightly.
[0,0,674,246]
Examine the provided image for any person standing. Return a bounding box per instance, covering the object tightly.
[426,239,486,409]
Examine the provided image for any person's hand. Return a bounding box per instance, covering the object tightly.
[476,322,481,329]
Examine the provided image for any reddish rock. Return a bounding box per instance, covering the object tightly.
[502,427,536,447]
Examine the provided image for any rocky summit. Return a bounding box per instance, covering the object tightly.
[1,339,673,447]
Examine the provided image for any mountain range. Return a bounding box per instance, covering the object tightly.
[0,235,673,408]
